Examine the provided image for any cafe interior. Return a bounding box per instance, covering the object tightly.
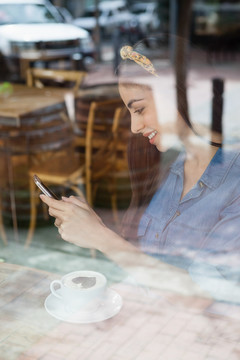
[1,1,240,359]
[0,59,131,267]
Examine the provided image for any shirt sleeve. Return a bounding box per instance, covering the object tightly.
[189,195,240,304]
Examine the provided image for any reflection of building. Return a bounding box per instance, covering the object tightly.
[192,3,240,38]
[191,2,240,63]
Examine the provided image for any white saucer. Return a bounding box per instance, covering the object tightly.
[44,288,122,323]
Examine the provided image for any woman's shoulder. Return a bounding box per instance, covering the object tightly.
[219,148,240,175]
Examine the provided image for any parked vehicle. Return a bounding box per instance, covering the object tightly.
[73,0,133,37]
[116,18,144,46]
[130,2,160,33]
[0,0,95,81]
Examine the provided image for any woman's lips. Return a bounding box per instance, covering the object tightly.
[144,130,158,144]
[149,135,157,144]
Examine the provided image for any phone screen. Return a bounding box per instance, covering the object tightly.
[33,175,59,200]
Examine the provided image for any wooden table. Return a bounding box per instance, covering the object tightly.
[0,83,120,126]
[1,262,240,360]
[0,84,74,240]
[0,84,75,126]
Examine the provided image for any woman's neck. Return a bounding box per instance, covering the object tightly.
[180,137,219,200]
[183,135,219,168]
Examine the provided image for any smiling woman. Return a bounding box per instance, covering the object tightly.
[117,43,193,238]
[40,38,240,306]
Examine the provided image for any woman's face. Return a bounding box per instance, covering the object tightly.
[119,82,178,152]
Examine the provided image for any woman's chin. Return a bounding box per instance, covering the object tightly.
[156,144,170,152]
[156,135,180,152]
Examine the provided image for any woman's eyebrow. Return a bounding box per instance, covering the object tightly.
[127,98,144,109]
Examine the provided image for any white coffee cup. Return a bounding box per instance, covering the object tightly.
[50,270,107,313]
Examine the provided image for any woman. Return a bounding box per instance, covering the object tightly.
[41,44,240,303]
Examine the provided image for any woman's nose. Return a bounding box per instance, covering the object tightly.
[131,115,144,134]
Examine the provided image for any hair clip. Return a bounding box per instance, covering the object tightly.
[120,45,159,77]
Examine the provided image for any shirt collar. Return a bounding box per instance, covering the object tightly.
[201,148,239,189]
[170,148,240,190]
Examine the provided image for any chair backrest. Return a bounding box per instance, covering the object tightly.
[84,98,128,204]
[26,68,86,94]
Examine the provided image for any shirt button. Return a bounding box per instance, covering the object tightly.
[171,210,180,221]
[199,181,204,188]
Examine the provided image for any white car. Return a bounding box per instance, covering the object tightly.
[55,6,74,24]
[73,0,133,36]
[0,0,95,81]
[130,2,160,33]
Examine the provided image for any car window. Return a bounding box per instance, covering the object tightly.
[56,7,73,23]
[82,10,94,17]
[131,6,146,15]
[118,6,127,12]
[82,9,102,17]
[0,4,58,25]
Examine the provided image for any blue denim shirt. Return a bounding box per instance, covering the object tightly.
[138,148,240,303]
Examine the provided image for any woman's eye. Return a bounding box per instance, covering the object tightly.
[134,107,144,115]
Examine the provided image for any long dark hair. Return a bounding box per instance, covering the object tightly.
[117,42,178,241]
[118,38,219,242]
[121,133,178,241]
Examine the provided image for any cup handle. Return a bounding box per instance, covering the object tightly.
[50,280,63,300]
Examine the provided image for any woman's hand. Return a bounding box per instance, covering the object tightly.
[40,194,107,251]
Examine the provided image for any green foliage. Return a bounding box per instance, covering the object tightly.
[0,82,13,96]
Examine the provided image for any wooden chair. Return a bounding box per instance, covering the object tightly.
[0,194,7,245]
[25,99,128,247]
[26,68,86,95]
[26,67,87,133]
[0,199,8,245]
[73,98,128,200]
[0,135,8,245]
[84,101,128,210]
[0,133,24,245]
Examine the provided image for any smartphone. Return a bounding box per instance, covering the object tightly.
[33,174,59,200]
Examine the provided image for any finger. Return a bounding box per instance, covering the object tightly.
[62,195,86,205]
[48,207,65,220]
[62,195,89,210]
[54,219,61,228]
[58,225,63,236]
[40,195,65,211]
[76,196,87,203]
[62,196,103,224]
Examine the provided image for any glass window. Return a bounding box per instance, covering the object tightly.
[0,4,58,25]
